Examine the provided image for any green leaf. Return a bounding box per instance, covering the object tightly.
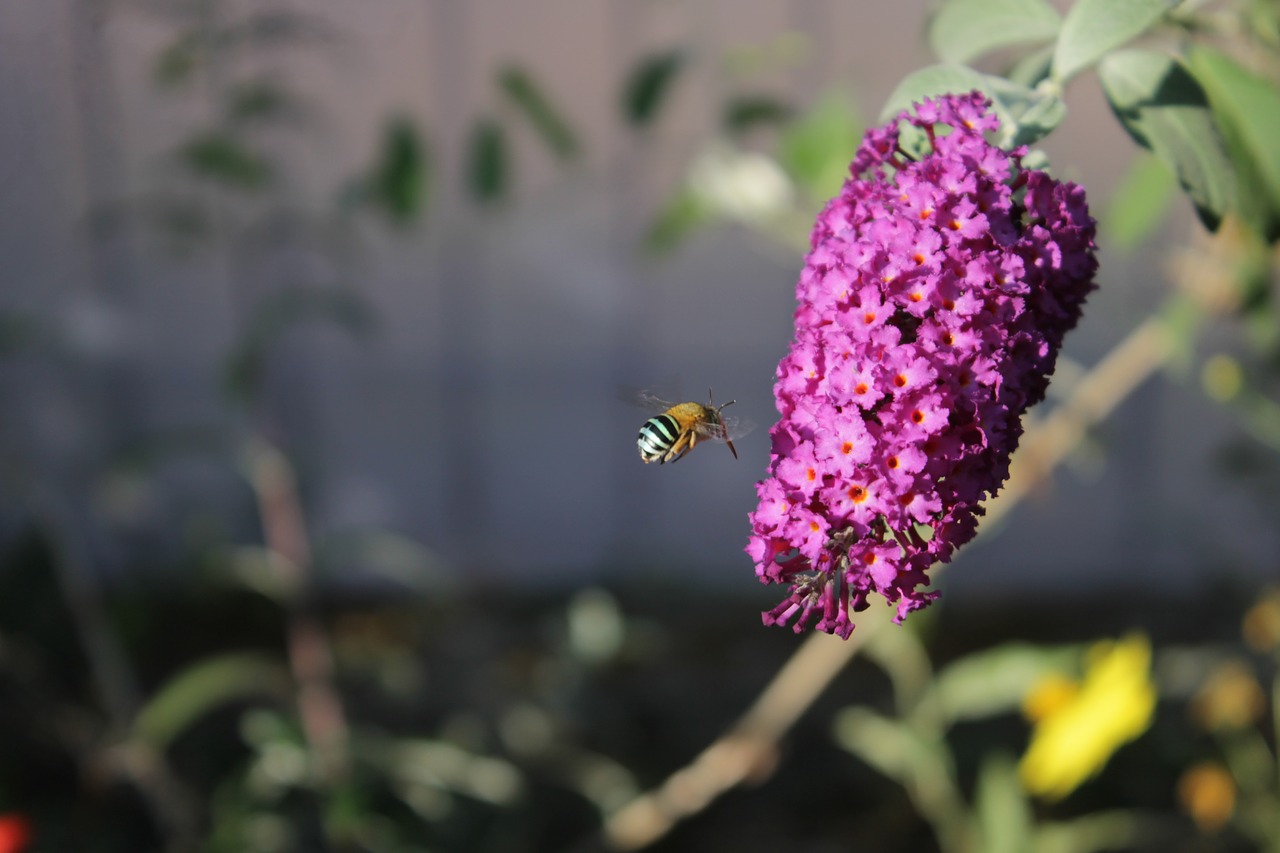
[722,95,793,135]
[832,707,917,782]
[974,754,1034,853]
[927,643,1079,723]
[134,653,291,750]
[498,66,579,161]
[1005,45,1056,88]
[1052,0,1178,83]
[879,66,1065,149]
[928,0,1061,65]
[226,81,297,125]
[181,133,271,190]
[643,187,715,254]
[1188,46,1280,242]
[778,91,863,201]
[467,118,509,203]
[1098,49,1235,232]
[369,117,429,223]
[623,50,685,128]
[1102,151,1177,250]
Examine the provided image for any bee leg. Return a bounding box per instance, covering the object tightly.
[664,432,692,464]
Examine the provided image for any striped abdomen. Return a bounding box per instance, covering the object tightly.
[638,414,682,463]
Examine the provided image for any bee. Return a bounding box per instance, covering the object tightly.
[635,389,748,464]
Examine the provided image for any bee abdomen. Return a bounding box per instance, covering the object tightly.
[638,414,681,463]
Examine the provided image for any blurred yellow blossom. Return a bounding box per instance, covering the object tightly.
[1018,635,1156,800]
[1242,587,1280,653]
[1178,762,1236,832]
[1190,661,1266,731]
[1021,673,1079,723]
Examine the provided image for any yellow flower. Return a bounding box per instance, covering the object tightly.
[1018,635,1157,800]
[1178,762,1235,832]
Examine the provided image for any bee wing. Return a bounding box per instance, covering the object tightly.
[695,413,755,442]
[624,387,678,413]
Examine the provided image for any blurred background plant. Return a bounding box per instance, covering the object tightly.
[1,0,1278,851]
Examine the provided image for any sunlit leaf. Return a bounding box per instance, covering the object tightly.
[498,66,579,161]
[623,50,684,128]
[1052,0,1178,82]
[1099,49,1235,232]
[1188,46,1280,242]
[928,0,1061,65]
[369,117,429,223]
[778,91,862,201]
[722,94,793,134]
[1102,151,1177,250]
[467,118,508,203]
[134,653,291,750]
[928,643,1079,723]
[181,132,271,190]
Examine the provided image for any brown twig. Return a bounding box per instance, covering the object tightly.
[244,437,350,784]
[599,313,1178,850]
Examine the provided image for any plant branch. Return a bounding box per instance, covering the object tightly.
[599,311,1178,850]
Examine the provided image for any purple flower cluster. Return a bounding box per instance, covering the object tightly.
[748,92,1097,639]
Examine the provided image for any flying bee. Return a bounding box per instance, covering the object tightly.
[634,388,750,464]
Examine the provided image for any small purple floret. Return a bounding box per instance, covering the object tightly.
[748,92,1097,639]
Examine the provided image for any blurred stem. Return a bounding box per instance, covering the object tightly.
[243,437,350,785]
[599,305,1182,851]
[42,499,200,850]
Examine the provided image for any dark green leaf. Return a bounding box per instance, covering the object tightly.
[623,50,685,128]
[1098,49,1235,232]
[467,118,509,203]
[778,92,862,201]
[722,95,793,134]
[1188,46,1280,242]
[928,0,1061,65]
[1052,0,1178,82]
[226,81,297,124]
[153,33,203,87]
[369,118,429,223]
[181,132,271,190]
[1102,152,1178,250]
[133,653,291,749]
[498,66,579,161]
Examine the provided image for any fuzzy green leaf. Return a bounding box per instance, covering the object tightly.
[1103,152,1178,250]
[467,118,509,203]
[1099,49,1235,232]
[1052,0,1177,82]
[498,66,580,161]
[623,50,685,128]
[1188,46,1280,242]
[778,92,863,201]
[369,118,429,223]
[181,133,271,190]
[928,0,1061,65]
[134,653,291,750]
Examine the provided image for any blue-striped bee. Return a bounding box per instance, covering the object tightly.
[635,389,747,464]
